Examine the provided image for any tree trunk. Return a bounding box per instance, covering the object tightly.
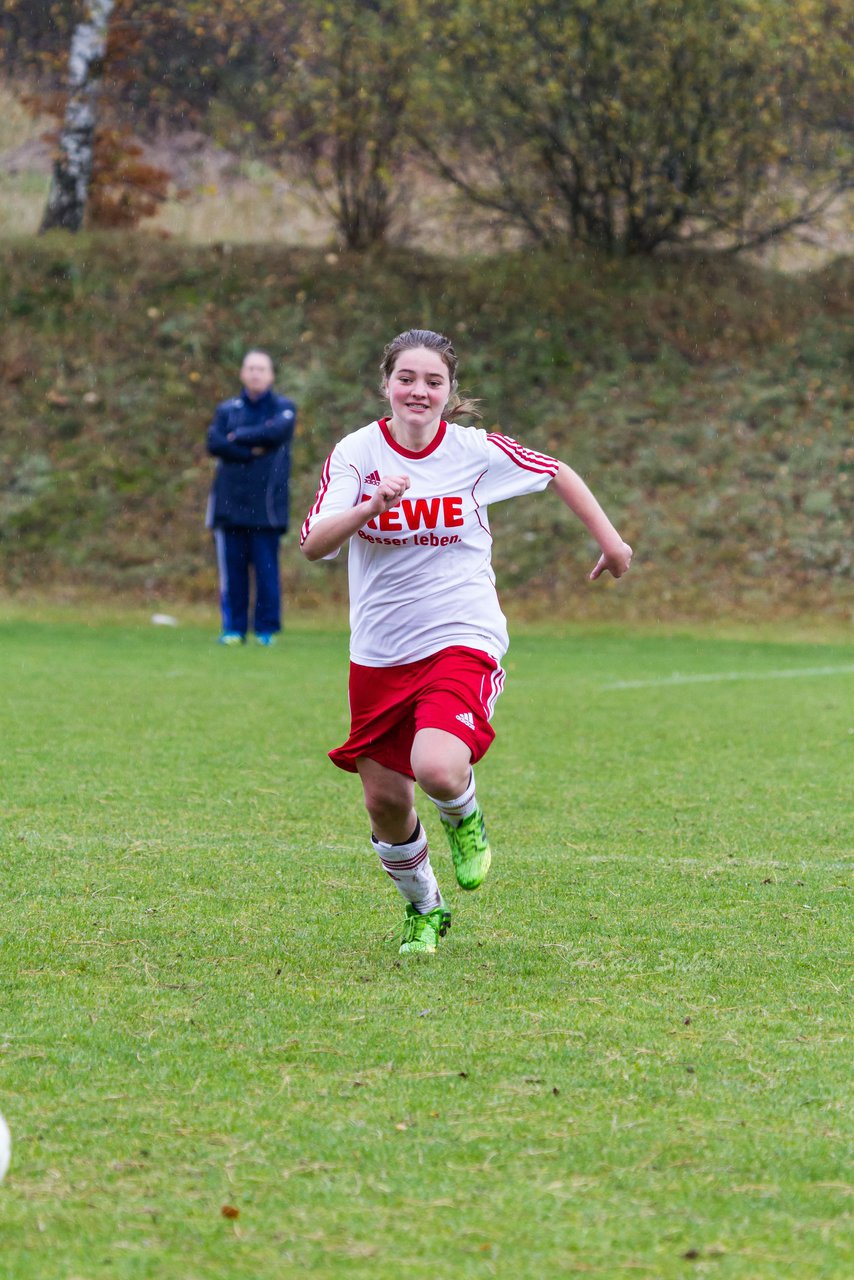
[39,0,115,234]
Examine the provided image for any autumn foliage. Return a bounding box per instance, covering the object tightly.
[87,127,169,228]
[2,0,851,250]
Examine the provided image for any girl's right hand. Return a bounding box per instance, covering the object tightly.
[370,475,410,514]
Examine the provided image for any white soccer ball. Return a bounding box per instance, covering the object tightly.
[0,1113,10,1183]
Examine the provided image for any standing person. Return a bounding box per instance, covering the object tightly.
[206,350,297,645]
[300,329,632,955]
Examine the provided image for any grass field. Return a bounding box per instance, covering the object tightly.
[1,611,852,1279]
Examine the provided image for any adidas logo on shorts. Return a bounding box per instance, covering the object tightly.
[455,711,475,730]
[364,470,381,485]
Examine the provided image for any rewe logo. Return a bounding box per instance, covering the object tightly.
[364,470,381,486]
[361,494,464,533]
[455,711,475,730]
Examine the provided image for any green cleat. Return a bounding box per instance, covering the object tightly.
[441,807,492,890]
[399,899,452,955]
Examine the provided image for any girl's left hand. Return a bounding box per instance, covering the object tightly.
[590,541,633,581]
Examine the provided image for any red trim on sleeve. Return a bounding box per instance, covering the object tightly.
[300,453,332,545]
[486,432,559,476]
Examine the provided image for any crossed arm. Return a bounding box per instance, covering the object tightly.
[207,408,294,461]
[207,410,255,462]
[226,415,293,449]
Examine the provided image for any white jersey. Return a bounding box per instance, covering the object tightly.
[301,418,559,666]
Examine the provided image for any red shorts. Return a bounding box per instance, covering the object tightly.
[329,646,506,777]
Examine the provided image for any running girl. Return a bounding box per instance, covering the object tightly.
[300,329,632,955]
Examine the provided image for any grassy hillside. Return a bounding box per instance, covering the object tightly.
[0,235,851,623]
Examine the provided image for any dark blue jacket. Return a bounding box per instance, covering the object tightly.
[206,388,297,531]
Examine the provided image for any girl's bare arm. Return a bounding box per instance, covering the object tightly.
[550,461,633,580]
[301,474,411,561]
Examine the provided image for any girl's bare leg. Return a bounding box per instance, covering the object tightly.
[356,757,443,914]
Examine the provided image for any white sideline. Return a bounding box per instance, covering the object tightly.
[603,665,854,691]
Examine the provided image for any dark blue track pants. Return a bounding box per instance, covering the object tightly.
[213,528,282,636]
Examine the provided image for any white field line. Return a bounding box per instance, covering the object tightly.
[603,665,854,691]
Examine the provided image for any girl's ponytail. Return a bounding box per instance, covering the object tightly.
[444,392,482,421]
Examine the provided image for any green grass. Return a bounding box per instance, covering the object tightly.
[1,612,852,1279]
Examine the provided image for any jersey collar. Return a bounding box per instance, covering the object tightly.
[379,417,447,459]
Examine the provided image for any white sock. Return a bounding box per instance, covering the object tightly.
[427,770,477,828]
[372,820,442,914]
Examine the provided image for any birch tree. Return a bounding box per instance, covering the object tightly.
[40,0,115,233]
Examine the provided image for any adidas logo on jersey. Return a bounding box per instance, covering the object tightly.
[364,470,381,485]
[455,711,475,730]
